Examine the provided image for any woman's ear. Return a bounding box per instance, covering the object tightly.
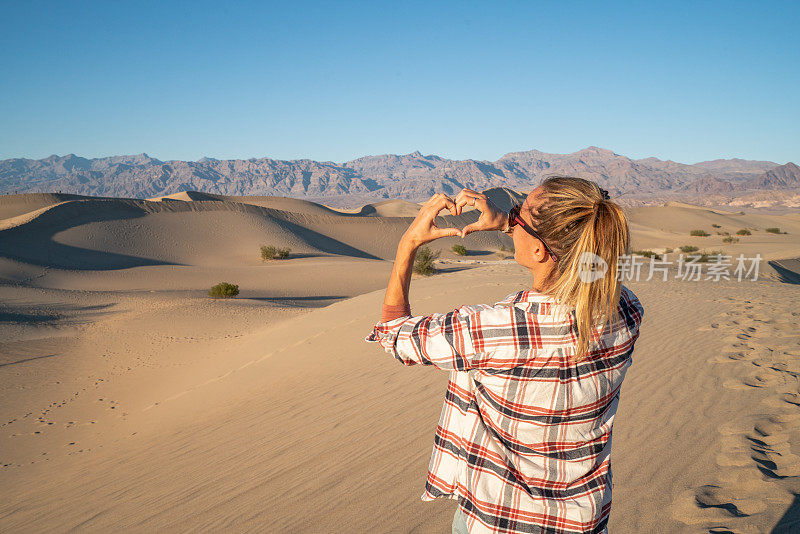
[531,240,551,263]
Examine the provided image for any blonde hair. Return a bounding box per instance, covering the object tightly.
[528,176,630,362]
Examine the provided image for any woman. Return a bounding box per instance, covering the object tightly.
[365,176,644,534]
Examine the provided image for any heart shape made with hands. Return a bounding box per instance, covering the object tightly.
[406,190,510,244]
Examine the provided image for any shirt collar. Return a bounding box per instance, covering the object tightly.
[503,289,554,304]
[498,290,560,315]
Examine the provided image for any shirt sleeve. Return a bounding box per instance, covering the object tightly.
[364,302,547,371]
[619,285,645,338]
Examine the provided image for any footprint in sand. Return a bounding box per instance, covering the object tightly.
[781,392,800,406]
[684,297,800,532]
[709,349,761,364]
[747,415,800,481]
[723,371,783,390]
[673,419,797,530]
[716,434,755,468]
[671,483,768,528]
[695,485,760,517]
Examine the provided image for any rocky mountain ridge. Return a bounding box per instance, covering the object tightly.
[1,147,795,207]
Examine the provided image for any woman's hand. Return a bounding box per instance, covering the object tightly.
[400,193,461,249]
[453,189,509,237]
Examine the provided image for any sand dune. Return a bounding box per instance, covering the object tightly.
[344,198,425,217]
[146,191,200,202]
[0,192,94,220]
[483,186,528,211]
[628,203,800,261]
[0,195,515,272]
[1,190,799,532]
[153,191,355,216]
[662,200,742,213]
[148,191,426,218]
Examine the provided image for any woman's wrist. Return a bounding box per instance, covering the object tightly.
[399,234,422,252]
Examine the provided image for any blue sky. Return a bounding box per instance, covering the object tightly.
[1,1,797,164]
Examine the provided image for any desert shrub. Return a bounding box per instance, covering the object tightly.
[736,229,751,236]
[680,245,699,253]
[664,248,674,254]
[765,227,781,234]
[722,236,739,244]
[451,244,467,256]
[633,249,661,259]
[261,245,291,260]
[711,224,721,228]
[496,246,515,259]
[413,246,440,276]
[208,282,239,299]
[695,250,724,263]
[690,229,710,237]
[260,245,276,260]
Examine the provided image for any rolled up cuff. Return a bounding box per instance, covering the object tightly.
[380,303,411,322]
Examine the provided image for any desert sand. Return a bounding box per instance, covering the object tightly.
[1,190,799,533]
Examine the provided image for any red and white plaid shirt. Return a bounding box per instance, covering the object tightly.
[365,286,644,534]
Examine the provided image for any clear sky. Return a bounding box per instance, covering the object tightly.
[1,1,798,164]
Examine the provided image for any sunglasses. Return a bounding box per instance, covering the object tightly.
[507,203,559,262]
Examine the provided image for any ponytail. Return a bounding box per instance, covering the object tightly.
[528,177,630,361]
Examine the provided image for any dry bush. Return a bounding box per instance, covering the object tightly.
[260,245,276,260]
[633,249,661,259]
[209,282,239,299]
[414,246,440,276]
[261,245,291,260]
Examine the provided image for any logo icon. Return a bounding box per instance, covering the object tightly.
[577,252,608,283]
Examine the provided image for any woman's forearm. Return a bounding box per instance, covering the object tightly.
[381,240,418,319]
[376,193,459,322]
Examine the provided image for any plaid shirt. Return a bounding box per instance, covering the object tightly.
[365,286,644,534]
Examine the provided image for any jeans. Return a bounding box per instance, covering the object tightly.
[451,505,469,534]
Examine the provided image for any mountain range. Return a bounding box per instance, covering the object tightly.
[1,147,797,207]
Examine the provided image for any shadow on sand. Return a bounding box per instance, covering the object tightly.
[244,295,347,308]
[465,250,503,257]
[772,493,800,533]
[767,259,800,285]
[0,354,59,368]
[0,200,181,270]
[0,303,117,325]
[434,265,477,274]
